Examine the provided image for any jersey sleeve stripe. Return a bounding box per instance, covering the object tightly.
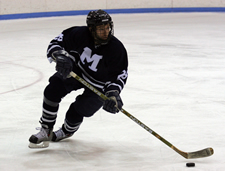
[47,45,63,55]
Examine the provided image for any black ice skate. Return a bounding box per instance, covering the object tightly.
[52,127,73,142]
[29,123,53,148]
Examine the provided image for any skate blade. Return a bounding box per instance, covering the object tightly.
[28,141,50,148]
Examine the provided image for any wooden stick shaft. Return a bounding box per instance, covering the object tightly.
[69,71,213,159]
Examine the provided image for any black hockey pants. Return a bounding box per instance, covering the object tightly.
[41,72,103,133]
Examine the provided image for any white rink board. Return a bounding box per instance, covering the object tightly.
[0,0,225,15]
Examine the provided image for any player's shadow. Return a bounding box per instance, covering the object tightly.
[27,138,151,161]
[24,138,161,170]
[55,139,109,160]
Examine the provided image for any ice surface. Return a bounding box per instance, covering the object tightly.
[0,12,224,171]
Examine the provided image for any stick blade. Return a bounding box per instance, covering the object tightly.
[187,147,214,159]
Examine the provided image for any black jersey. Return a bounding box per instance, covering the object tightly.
[47,26,128,93]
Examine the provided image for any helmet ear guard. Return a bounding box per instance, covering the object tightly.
[86,9,114,45]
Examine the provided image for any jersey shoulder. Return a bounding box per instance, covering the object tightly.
[63,26,90,37]
[110,36,127,51]
[108,36,127,57]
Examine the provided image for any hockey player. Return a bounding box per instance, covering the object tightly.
[29,9,128,148]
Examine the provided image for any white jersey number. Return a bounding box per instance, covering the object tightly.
[54,33,64,41]
[80,47,102,72]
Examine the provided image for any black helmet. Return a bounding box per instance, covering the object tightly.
[86,9,114,45]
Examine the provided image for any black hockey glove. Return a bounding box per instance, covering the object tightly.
[103,90,123,114]
[53,50,74,79]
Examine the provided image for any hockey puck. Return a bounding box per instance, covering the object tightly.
[186,163,195,167]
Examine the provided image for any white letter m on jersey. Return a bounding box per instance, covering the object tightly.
[80,47,102,72]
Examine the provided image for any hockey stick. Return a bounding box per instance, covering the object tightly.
[70,72,214,159]
[69,71,213,159]
[70,72,214,158]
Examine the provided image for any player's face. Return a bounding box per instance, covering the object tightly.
[95,23,110,40]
